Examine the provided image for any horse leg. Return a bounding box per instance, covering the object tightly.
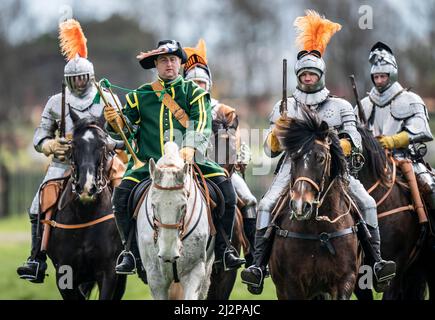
[207,267,237,300]
[97,272,124,300]
[337,274,357,300]
[182,262,207,300]
[112,274,127,300]
[58,286,87,300]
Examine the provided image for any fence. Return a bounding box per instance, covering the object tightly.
[0,168,43,217]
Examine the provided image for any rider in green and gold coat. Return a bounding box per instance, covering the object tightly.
[104,40,245,276]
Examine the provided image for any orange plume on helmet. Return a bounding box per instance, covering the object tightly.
[183,39,208,72]
[184,38,208,63]
[59,19,88,61]
[294,10,342,55]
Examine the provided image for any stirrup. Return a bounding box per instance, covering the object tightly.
[373,260,396,283]
[18,260,45,282]
[241,265,264,287]
[115,250,137,275]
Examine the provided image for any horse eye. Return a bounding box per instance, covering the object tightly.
[316,153,326,164]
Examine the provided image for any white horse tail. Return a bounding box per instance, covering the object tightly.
[168,281,184,300]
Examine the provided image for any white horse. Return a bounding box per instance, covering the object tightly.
[137,142,215,300]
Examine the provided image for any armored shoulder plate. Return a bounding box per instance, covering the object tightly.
[359,96,374,123]
[390,90,426,119]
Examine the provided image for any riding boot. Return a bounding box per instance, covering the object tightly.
[212,176,245,271]
[241,206,257,267]
[113,185,137,275]
[214,214,246,271]
[357,222,396,292]
[240,227,272,295]
[17,214,47,283]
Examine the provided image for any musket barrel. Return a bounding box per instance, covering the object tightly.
[93,81,145,170]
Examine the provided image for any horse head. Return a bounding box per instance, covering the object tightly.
[211,107,239,167]
[70,110,109,202]
[149,142,190,263]
[275,107,347,221]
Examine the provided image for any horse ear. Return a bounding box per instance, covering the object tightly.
[95,112,106,129]
[232,114,239,130]
[69,107,80,125]
[149,158,156,180]
[183,162,189,177]
[319,121,329,139]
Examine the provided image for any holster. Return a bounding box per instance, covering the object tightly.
[397,159,428,224]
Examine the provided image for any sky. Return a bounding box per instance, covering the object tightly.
[1,0,428,45]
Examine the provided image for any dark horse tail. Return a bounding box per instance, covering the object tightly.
[356,125,389,184]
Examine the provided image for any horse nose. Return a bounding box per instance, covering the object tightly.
[302,201,313,215]
[289,199,297,213]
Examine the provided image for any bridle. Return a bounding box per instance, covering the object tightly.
[290,138,352,223]
[70,124,109,195]
[151,164,196,242]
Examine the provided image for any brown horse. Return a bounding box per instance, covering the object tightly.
[269,110,360,300]
[206,104,251,300]
[354,126,432,300]
[44,116,126,299]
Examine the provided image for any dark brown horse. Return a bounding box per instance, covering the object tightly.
[354,126,432,300]
[269,110,360,300]
[44,116,126,299]
[206,104,250,300]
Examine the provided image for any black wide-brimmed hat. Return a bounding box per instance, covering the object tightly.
[138,40,187,69]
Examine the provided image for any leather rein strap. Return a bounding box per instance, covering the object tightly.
[151,81,189,128]
[367,151,415,219]
[41,213,115,230]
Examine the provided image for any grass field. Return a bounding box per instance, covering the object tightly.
[0,214,278,300]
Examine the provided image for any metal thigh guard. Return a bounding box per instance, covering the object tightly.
[231,173,257,208]
[29,162,70,216]
[347,175,378,228]
[256,154,292,230]
[414,162,435,208]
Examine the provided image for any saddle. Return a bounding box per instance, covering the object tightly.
[38,174,70,252]
[130,175,223,220]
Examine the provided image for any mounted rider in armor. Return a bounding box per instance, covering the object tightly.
[359,42,435,220]
[241,10,396,295]
[183,39,257,266]
[17,19,125,283]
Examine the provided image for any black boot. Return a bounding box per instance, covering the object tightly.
[17,214,47,283]
[368,225,396,292]
[357,222,396,292]
[212,176,245,271]
[113,185,137,275]
[242,214,256,267]
[114,218,138,275]
[240,227,271,295]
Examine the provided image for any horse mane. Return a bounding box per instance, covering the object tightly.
[275,107,348,180]
[212,105,238,134]
[72,117,106,142]
[156,142,184,169]
[357,125,389,184]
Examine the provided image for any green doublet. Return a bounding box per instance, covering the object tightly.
[117,76,224,183]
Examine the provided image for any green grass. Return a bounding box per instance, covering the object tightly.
[0,214,277,300]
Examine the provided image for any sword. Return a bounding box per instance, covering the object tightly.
[349,74,367,126]
[59,80,66,138]
[279,59,288,117]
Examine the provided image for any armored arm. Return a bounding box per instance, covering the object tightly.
[403,103,433,143]
[338,99,363,154]
[264,100,284,158]
[33,95,60,153]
